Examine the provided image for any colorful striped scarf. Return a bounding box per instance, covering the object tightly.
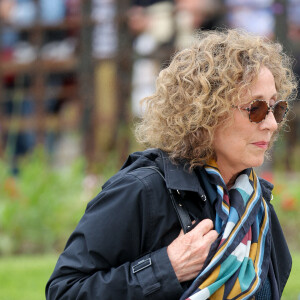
[180,161,271,300]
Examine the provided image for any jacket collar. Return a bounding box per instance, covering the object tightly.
[259,177,274,202]
[157,149,207,197]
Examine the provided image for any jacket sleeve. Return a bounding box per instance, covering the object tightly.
[46,173,184,299]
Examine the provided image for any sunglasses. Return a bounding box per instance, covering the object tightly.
[233,99,289,123]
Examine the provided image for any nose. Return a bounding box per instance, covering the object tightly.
[260,111,278,132]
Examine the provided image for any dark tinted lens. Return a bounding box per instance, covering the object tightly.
[273,101,288,123]
[249,100,268,123]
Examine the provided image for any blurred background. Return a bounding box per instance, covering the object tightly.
[0,0,299,299]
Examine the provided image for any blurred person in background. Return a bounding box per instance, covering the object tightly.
[224,0,275,38]
[127,0,175,116]
[174,0,222,48]
[46,29,297,299]
[127,0,222,116]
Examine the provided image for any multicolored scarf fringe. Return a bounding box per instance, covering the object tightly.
[180,161,271,300]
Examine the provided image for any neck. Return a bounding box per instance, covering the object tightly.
[226,176,237,189]
[215,161,240,189]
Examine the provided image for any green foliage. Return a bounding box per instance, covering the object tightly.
[273,135,300,172]
[0,149,91,255]
[0,254,57,300]
[270,173,300,252]
[282,252,300,300]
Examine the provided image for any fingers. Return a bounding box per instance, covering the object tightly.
[203,228,219,243]
[193,219,215,237]
[188,219,218,245]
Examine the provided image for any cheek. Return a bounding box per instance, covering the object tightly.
[214,122,250,154]
[213,127,237,154]
[230,112,256,144]
[222,132,247,155]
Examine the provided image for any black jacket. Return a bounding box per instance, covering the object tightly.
[46,149,292,299]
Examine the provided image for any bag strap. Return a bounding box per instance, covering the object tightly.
[140,166,192,234]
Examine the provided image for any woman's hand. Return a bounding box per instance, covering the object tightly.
[167,219,218,282]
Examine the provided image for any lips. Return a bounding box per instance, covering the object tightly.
[252,141,269,149]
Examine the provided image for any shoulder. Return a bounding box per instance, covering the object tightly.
[86,165,167,212]
[127,166,165,186]
[105,165,166,193]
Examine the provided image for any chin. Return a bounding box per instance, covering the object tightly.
[250,157,265,168]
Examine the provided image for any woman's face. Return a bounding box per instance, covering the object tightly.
[212,67,278,181]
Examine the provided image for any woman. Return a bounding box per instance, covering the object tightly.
[46,29,297,299]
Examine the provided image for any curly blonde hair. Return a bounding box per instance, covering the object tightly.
[135,29,297,168]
